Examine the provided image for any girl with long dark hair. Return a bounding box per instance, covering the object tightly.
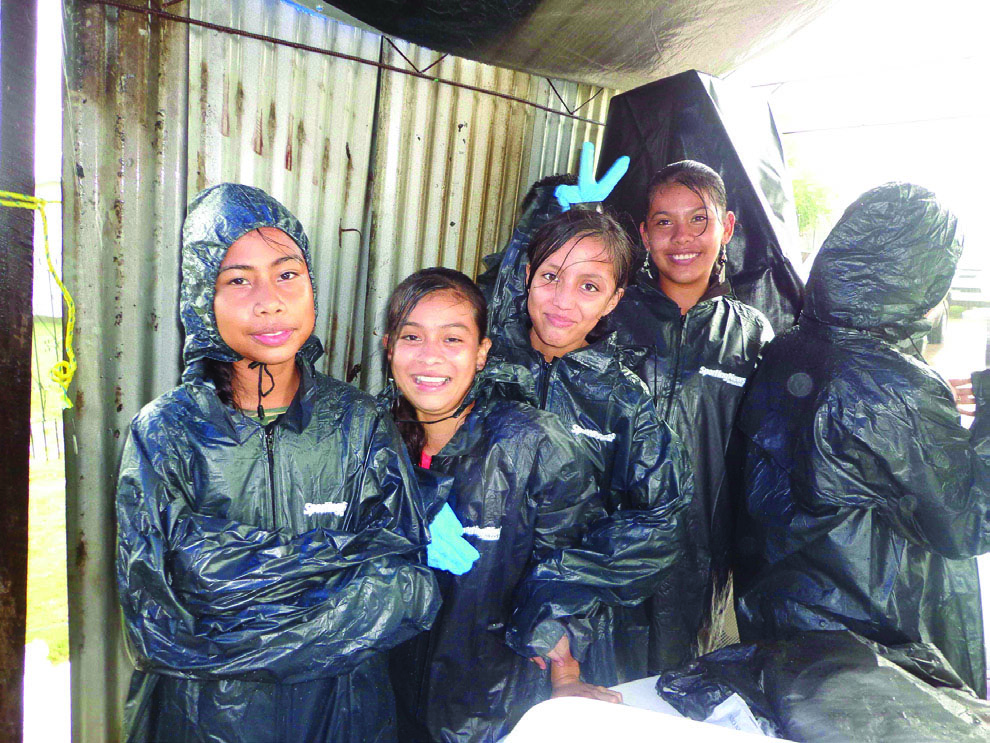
[382,267,616,743]
[486,206,698,684]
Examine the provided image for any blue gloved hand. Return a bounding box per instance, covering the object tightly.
[427,503,481,575]
[554,141,630,211]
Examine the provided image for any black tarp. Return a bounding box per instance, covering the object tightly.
[321,1,832,90]
[598,69,805,333]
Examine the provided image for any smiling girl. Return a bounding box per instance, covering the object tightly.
[486,207,698,685]
[115,183,439,743]
[607,160,775,658]
[382,268,614,742]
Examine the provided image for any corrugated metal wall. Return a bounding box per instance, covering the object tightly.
[185,0,613,388]
[62,0,613,740]
[62,2,189,741]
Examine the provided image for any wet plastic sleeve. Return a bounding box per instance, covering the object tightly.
[116,417,440,684]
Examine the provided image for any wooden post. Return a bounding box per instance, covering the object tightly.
[0,0,37,739]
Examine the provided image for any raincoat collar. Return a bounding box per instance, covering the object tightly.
[179,182,322,372]
[620,256,731,323]
[187,348,323,440]
[801,182,961,343]
[434,361,537,458]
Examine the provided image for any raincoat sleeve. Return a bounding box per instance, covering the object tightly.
[815,368,990,559]
[506,397,700,658]
[505,420,610,657]
[116,409,440,685]
[580,397,694,604]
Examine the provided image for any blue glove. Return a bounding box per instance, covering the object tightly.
[427,503,481,575]
[554,141,630,211]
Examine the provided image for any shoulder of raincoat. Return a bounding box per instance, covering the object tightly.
[484,208,705,678]
[604,257,774,655]
[734,182,990,697]
[381,361,608,743]
[116,183,440,743]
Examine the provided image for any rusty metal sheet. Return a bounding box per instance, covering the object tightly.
[186,1,613,389]
[61,1,188,741]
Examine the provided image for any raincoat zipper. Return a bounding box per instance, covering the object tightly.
[663,314,687,420]
[538,356,558,410]
[265,423,278,528]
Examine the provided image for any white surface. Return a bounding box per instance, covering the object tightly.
[610,675,682,716]
[504,696,776,742]
[23,640,70,743]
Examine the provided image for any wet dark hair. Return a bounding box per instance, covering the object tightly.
[205,227,308,409]
[526,208,636,292]
[383,267,488,460]
[643,160,730,285]
[644,160,728,219]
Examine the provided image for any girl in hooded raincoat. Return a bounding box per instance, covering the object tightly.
[115,183,440,743]
[734,182,990,698]
[485,206,699,685]
[381,268,615,743]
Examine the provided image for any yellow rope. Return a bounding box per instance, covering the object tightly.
[0,190,76,409]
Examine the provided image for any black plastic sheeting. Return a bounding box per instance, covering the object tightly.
[656,631,990,742]
[322,1,832,90]
[599,70,805,333]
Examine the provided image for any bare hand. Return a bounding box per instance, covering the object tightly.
[550,678,623,704]
[949,377,977,417]
[543,634,623,704]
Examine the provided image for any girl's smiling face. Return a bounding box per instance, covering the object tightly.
[388,290,491,422]
[639,182,735,302]
[213,227,315,372]
[526,234,623,360]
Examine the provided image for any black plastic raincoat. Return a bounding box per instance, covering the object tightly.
[658,630,990,742]
[116,184,440,743]
[385,364,608,743]
[482,208,700,680]
[606,259,774,657]
[734,182,990,697]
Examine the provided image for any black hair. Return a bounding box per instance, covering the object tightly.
[526,208,636,292]
[383,267,488,460]
[643,160,731,285]
[644,160,728,219]
[204,358,236,406]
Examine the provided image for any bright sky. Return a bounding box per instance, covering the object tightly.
[33,0,63,318]
[729,0,990,263]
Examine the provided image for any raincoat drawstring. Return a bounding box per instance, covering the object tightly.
[248,360,275,420]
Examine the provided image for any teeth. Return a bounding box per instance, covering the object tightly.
[670,253,699,260]
[415,375,448,384]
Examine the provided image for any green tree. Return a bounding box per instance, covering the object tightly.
[791,173,834,235]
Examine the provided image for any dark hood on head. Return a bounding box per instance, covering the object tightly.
[803,182,961,341]
[179,183,321,372]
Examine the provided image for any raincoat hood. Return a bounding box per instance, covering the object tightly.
[180,183,321,371]
[803,182,961,340]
